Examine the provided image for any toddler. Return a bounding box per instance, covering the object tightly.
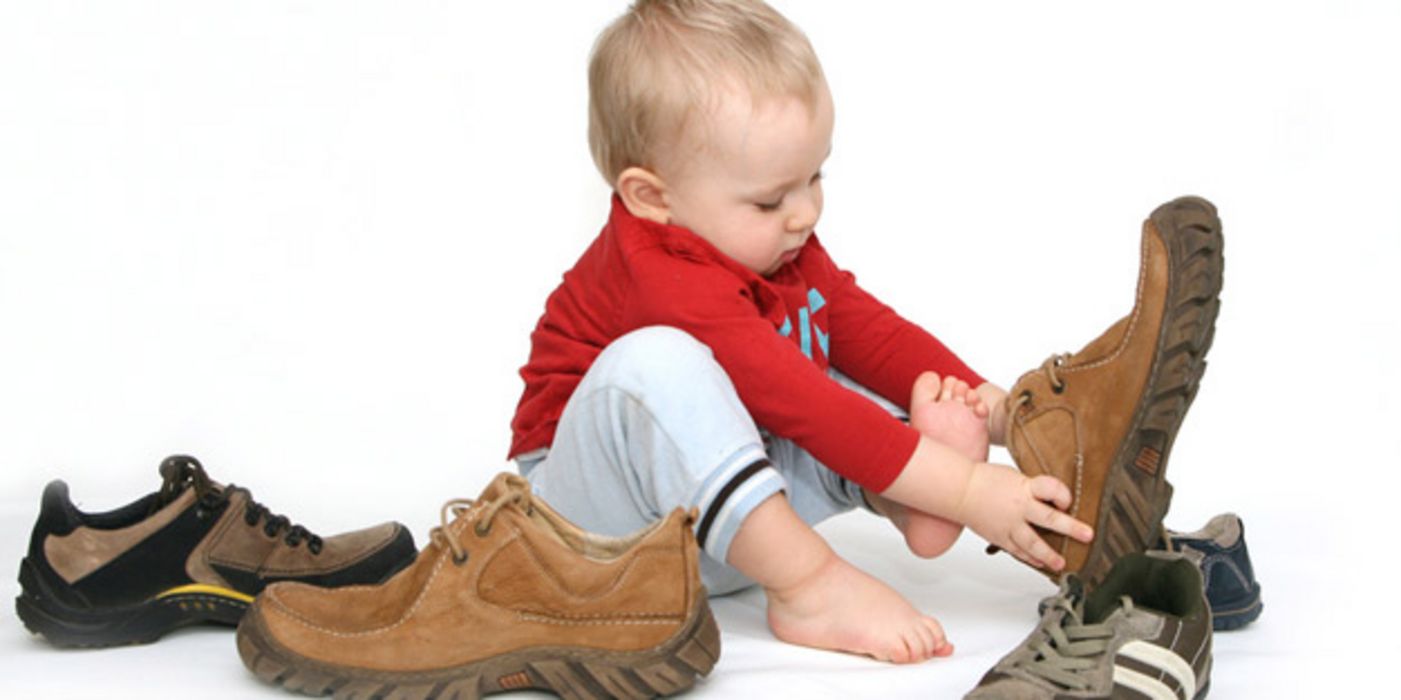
[508,0,1093,664]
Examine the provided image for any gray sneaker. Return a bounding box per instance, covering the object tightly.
[966,552,1213,700]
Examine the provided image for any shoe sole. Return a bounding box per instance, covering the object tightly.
[14,556,248,648]
[1076,197,1224,585]
[1211,590,1263,631]
[236,595,722,700]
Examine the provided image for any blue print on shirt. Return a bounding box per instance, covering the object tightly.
[778,288,829,360]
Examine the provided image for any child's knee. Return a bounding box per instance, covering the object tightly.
[592,325,720,388]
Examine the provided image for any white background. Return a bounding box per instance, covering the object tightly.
[2,1,1397,697]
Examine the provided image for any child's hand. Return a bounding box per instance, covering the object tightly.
[955,463,1093,571]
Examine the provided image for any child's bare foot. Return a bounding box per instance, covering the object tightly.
[865,373,993,558]
[766,551,953,663]
[910,373,990,462]
[885,500,965,558]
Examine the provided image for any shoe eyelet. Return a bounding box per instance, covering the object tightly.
[451,551,469,566]
[1052,382,1065,395]
[474,523,491,538]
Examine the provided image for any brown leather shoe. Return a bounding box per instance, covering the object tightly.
[16,454,417,647]
[1004,196,1223,584]
[237,473,720,700]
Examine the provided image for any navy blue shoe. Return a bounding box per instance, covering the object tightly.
[1166,513,1263,631]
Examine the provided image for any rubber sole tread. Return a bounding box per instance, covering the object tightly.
[15,556,247,648]
[237,595,720,700]
[1078,196,1224,586]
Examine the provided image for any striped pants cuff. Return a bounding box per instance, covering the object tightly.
[691,447,785,564]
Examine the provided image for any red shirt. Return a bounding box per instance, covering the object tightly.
[509,196,984,492]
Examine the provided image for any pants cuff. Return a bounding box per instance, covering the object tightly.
[691,445,785,564]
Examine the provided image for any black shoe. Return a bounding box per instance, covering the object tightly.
[1166,513,1263,631]
[15,455,417,648]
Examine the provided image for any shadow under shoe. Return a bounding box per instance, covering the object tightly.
[15,455,417,648]
[236,472,721,700]
[1003,197,1224,585]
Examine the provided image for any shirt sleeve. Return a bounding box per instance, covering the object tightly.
[810,240,986,412]
[622,249,919,492]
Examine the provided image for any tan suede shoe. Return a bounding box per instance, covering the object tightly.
[237,473,720,700]
[1005,196,1223,585]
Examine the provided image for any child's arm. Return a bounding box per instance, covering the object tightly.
[810,238,989,417]
[880,422,1092,572]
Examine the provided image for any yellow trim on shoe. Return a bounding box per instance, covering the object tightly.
[156,584,255,604]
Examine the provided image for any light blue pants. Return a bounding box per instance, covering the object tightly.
[517,326,906,595]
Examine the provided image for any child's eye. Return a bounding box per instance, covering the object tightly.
[755,199,783,212]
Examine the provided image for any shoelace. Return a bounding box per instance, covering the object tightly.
[1011,593,1131,691]
[429,477,534,565]
[233,487,323,553]
[1008,353,1070,417]
[156,454,324,554]
[988,353,1071,559]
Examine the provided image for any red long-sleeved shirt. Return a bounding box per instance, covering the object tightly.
[508,196,984,492]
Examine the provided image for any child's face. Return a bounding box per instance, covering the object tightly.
[658,82,834,278]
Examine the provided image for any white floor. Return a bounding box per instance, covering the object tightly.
[3,1,1398,697]
[0,496,1361,698]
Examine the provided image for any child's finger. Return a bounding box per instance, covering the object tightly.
[1029,475,1073,510]
[1018,528,1066,572]
[1004,539,1048,572]
[1031,500,1091,540]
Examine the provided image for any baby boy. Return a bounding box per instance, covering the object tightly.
[508,0,1093,663]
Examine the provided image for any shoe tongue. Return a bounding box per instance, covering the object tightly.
[475,472,532,505]
[1059,576,1088,614]
[1070,316,1131,365]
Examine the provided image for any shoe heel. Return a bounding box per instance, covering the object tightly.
[1211,594,1263,631]
[16,556,243,648]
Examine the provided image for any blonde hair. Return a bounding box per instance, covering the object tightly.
[588,0,825,185]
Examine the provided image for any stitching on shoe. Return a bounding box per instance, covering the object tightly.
[479,525,678,614]
[159,593,247,610]
[253,526,400,577]
[1018,406,1085,527]
[1063,229,1152,375]
[1187,619,1210,669]
[188,493,244,588]
[263,507,480,639]
[515,612,680,626]
[1166,617,1184,659]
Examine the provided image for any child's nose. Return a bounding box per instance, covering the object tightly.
[785,193,819,232]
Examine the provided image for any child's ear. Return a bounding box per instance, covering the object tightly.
[616,167,671,225]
